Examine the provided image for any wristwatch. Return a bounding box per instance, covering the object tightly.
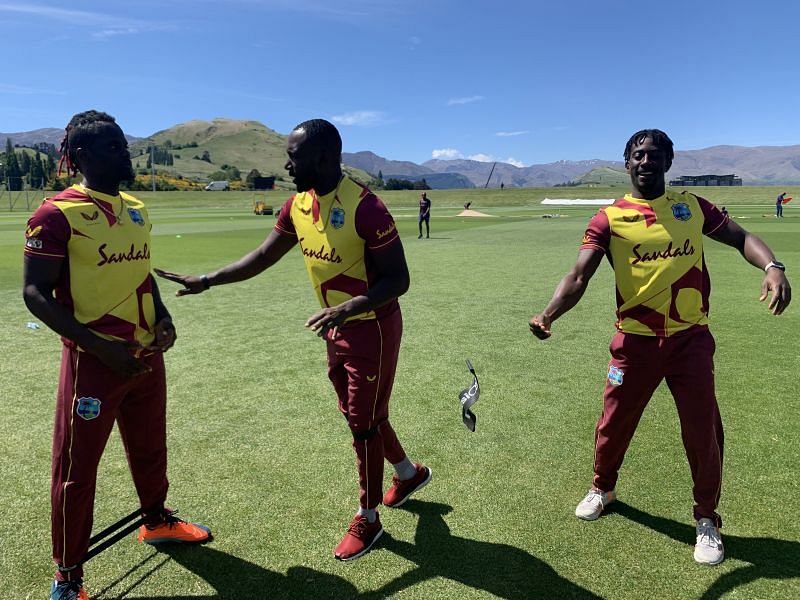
[764,260,786,272]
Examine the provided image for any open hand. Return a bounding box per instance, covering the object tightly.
[154,268,207,296]
[306,306,348,339]
[759,271,791,315]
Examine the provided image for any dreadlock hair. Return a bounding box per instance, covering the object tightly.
[292,119,342,159]
[57,110,118,177]
[623,129,674,164]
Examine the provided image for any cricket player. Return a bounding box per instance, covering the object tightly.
[529,129,791,565]
[23,111,211,600]
[156,118,431,561]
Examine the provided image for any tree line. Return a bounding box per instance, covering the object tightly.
[1,138,57,190]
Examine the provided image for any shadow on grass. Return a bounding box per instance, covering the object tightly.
[93,545,359,599]
[363,500,601,599]
[615,501,800,600]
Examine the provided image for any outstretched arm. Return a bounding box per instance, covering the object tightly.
[709,220,791,315]
[529,248,604,339]
[155,230,297,295]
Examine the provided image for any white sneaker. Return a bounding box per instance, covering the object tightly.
[694,518,724,565]
[575,489,616,521]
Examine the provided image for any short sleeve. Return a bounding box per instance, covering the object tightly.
[273,196,297,239]
[24,201,70,260]
[696,195,728,235]
[580,209,611,254]
[356,193,400,251]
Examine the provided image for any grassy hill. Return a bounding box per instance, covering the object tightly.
[571,166,629,187]
[129,118,371,190]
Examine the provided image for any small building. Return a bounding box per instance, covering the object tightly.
[669,174,742,186]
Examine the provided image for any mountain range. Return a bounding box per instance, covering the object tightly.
[3,121,800,186]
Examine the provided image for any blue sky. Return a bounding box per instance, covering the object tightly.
[1,0,798,166]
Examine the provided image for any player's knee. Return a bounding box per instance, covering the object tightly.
[351,426,379,441]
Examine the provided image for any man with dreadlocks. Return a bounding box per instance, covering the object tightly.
[23,110,211,600]
[529,128,791,566]
[156,118,431,562]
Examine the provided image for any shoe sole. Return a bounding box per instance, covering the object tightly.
[335,527,384,561]
[142,525,213,545]
[384,467,432,508]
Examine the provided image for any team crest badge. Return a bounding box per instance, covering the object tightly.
[76,396,101,420]
[128,208,145,226]
[607,365,624,386]
[671,203,692,221]
[331,207,345,229]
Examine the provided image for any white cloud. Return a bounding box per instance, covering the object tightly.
[496,130,529,137]
[0,3,173,37]
[430,149,525,167]
[447,95,485,106]
[431,148,462,160]
[331,111,387,127]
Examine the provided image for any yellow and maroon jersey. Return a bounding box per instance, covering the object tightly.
[274,176,401,321]
[24,185,156,348]
[581,190,728,337]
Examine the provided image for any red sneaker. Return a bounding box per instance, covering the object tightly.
[138,511,211,545]
[383,464,432,508]
[334,514,383,561]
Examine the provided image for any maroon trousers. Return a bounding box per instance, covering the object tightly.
[326,307,406,509]
[52,346,169,581]
[593,329,724,526]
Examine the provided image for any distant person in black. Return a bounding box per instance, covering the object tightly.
[418,192,431,239]
[776,192,785,218]
[721,206,729,217]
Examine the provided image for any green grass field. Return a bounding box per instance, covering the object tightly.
[1,188,798,599]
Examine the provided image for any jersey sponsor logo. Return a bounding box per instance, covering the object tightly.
[96,242,151,266]
[671,202,692,221]
[76,396,101,420]
[331,207,345,229]
[376,222,397,239]
[81,210,99,221]
[127,208,145,225]
[607,365,624,386]
[25,237,43,249]
[631,238,695,264]
[299,238,343,263]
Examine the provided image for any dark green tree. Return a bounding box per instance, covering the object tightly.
[245,168,262,189]
[4,138,23,190]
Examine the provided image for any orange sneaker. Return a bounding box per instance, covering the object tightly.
[334,514,383,561]
[138,511,211,545]
[50,579,89,600]
[383,463,432,508]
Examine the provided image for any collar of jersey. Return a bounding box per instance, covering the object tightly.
[74,184,122,205]
[623,192,668,205]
